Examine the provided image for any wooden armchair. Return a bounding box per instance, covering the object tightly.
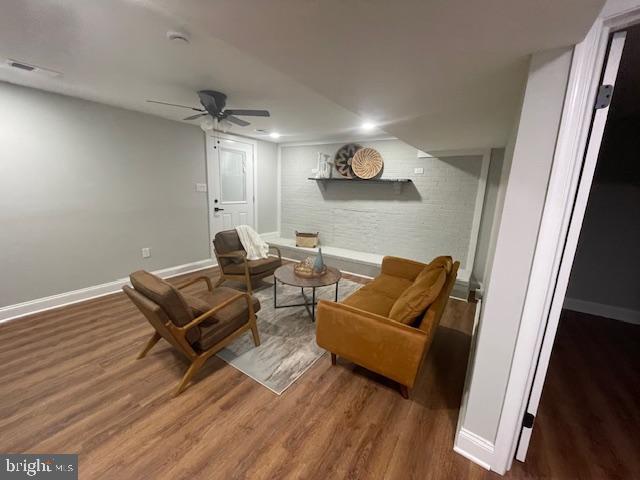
[123,270,261,396]
[212,229,282,293]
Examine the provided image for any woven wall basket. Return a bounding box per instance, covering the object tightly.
[334,143,362,178]
[351,147,384,179]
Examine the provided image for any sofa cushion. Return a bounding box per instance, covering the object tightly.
[192,287,261,351]
[427,256,453,274]
[183,293,214,317]
[342,285,397,317]
[225,250,247,264]
[388,266,447,325]
[130,270,199,343]
[224,256,281,275]
[214,230,244,254]
[367,274,413,299]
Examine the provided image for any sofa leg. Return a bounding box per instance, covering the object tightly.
[331,353,337,365]
[399,385,409,399]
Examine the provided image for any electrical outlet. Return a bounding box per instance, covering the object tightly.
[414,167,424,175]
[195,183,207,192]
[141,247,151,258]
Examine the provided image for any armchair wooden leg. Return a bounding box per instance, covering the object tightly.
[214,276,225,288]
[250,321,261,346]
[399,385,410,399]
[174,357,206,397]
[137,332,161,359]
[331,353,337,365]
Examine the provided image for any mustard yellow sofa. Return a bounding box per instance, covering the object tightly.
[316,255,459,398]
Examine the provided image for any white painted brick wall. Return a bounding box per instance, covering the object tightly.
[280,139,482,270]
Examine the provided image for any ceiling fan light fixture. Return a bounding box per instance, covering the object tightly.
[200,117,215,132]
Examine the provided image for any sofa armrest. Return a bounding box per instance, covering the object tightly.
[380,256,426,281]
[316,300,428,388]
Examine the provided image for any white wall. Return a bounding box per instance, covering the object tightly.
[457,48,573,448]
[471,148,506,290]
[256,140,278,234]
[279,139,485,273]
[0,82,211,307]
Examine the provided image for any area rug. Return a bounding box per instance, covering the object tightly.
[217,277,361,394]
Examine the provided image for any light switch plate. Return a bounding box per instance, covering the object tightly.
[414,167,424,175]
[141,247,151,258]
[195,183,207,192]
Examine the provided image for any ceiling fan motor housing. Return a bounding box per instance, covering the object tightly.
[198,90,227,115]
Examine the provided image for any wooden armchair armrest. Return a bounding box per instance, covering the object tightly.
[316,300,428,388]
[178,292,253,332]
[177,276,213,292]
[268,245,282,261]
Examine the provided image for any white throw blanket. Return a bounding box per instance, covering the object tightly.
[235,225,269,260]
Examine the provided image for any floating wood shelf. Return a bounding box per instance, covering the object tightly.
[308,177,412,194]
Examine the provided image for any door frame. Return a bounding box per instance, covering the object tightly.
[491,4,640,474]
[205,131,259,260]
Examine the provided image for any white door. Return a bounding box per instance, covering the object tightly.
[514,31,627,461]
[207,133,255,245]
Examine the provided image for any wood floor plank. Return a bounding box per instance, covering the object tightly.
[0,266,497,479]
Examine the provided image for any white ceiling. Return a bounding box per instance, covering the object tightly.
[0,0,604,149]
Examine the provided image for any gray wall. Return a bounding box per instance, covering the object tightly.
[565,182,640,316]
[460,48,572,442]
[0,82,210,307]
[256,140,278,234]
[280,139,483,272]
[471,148,506,290]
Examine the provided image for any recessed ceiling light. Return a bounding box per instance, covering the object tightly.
[269,132,281,139]
[361,122,375,131]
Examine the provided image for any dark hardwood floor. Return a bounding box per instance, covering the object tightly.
[6,269,634,478]
[0,267,490,479]
[507,309,640,479]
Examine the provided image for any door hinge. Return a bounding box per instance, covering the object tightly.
[522,412,535,429]
[595,84,613,109]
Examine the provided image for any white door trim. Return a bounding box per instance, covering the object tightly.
[491,5,640,474]
[205,132,258,257]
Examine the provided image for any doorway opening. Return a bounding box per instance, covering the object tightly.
[514,24,640,478]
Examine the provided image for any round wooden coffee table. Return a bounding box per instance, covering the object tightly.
[273,264,341,321]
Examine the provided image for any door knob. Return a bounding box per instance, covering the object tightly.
[214,207,225,212]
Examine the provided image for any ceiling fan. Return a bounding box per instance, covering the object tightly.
[147,90,270,127]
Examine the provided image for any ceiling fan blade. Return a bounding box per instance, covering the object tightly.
[225,115,250,127]
[224,109,270,117]
[146,100,205,112]
[183,113,208,121]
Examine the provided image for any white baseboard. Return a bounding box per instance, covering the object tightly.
[563,297,640,325]
[0,259,217,324]
[267,234,470,298]
[454,428,494,471]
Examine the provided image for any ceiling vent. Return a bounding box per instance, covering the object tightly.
[5,59,61,77]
